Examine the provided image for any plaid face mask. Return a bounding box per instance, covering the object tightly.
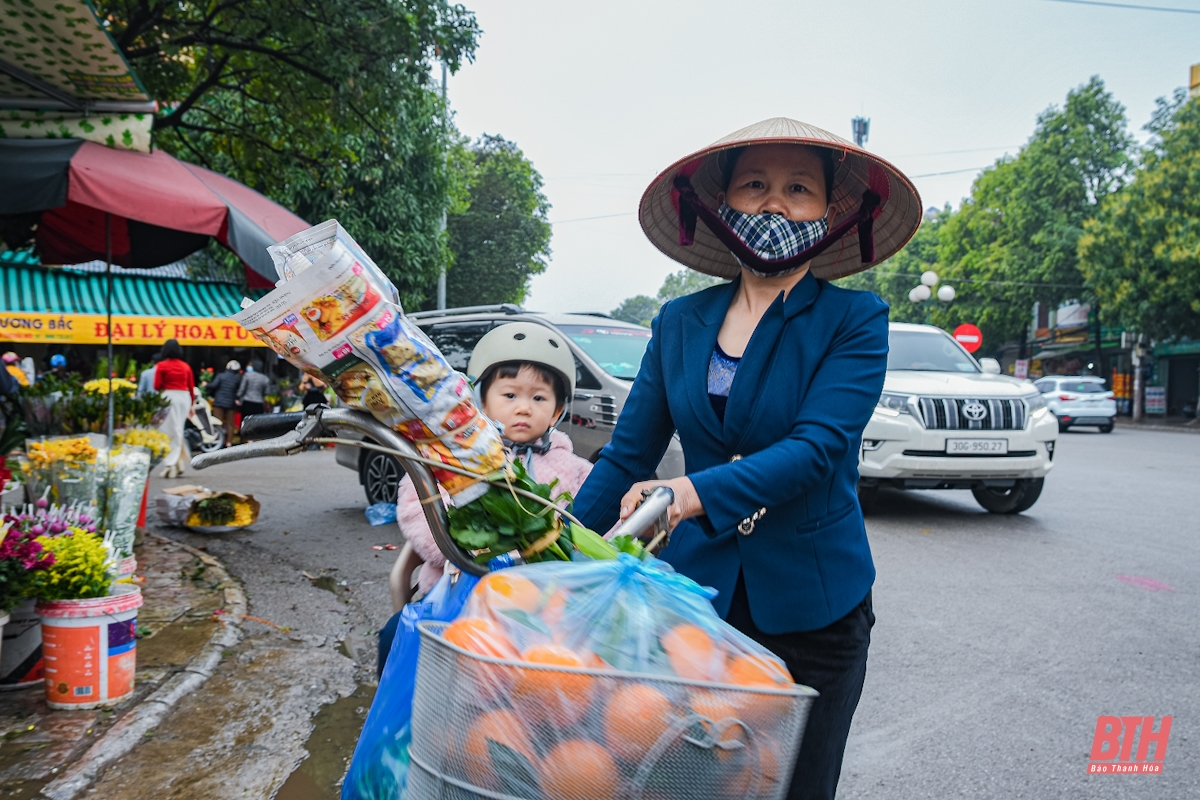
[717,203,829,277]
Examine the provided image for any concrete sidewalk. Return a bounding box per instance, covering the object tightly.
[1114,416,1200,434]
[0,531,244,800]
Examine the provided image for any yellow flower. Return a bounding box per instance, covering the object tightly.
[83,378,138,395]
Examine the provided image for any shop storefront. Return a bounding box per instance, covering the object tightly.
[0,257,266,376]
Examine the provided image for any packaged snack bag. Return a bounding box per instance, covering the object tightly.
[233,221,504,502]
[408,557,818,800]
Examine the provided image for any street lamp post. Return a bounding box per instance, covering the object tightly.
[909,270,955,323]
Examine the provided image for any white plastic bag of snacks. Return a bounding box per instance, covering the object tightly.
[234,221,505,502]
[408,557,818,800]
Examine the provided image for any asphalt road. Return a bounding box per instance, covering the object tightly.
[841,427,1198,800]
[151,427,1197,799]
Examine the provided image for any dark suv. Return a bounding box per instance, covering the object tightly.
[336,304,685,504]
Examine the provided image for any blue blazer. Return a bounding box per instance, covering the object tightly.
[573,273,888,634]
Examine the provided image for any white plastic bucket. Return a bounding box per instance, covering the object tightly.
[0,599,43,690]
[36,585,143,709]
[118,556,137,576]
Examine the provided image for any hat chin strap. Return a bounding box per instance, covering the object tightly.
[673,175,881,275]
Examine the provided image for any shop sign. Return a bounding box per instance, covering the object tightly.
[1014,359,1029,380]
[0,312,262,347]
[1144,386,1166,415]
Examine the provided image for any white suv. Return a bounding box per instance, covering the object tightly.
[1033,375,1116,433]
[858,323,1059,514]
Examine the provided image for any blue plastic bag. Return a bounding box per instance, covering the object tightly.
[364,502,398,526]
[342,571,479,800]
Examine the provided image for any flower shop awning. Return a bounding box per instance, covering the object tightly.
[0,0,155,151]
[0,139,308,287]
[0,260,264,348]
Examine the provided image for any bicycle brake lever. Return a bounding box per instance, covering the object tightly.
[191,411,321,470]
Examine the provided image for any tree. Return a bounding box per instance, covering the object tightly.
[657,270,724,303]
[841,77,1135,352]
[97,0,480,303]
[608,269,725,326]
[611,295,661,327]
[444,135,552,307]
[1079,90,1200,340]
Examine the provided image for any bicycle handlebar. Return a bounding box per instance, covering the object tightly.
[190,406,675,576]
[240,411,306,440]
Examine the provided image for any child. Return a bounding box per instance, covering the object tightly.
[398,321,592,596]
[378,323,591,675]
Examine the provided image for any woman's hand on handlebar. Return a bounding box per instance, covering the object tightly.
[620,477,703,532]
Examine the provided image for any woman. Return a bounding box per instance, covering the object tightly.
[154,339,196,478]
[206,360,242,447]
[299,372,327,408]
[573,117,921,800]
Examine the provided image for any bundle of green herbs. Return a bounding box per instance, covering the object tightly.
[446,460,648,565]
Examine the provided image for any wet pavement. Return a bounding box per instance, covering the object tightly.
[138,448,394,799]
[0,534,225,799]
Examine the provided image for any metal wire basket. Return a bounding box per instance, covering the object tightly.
[410,621,816,800]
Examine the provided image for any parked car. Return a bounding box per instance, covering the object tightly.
[336,304,686,504]
[858,323,1059,514]
[1033,375,1116,433]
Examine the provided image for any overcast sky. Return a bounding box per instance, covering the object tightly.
[444,0,1199,314]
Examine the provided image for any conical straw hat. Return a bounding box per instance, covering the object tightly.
[639,117,922,280]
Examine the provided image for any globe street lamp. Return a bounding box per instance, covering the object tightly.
[909,271,955,322]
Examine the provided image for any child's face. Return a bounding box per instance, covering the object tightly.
[483,366,563,444]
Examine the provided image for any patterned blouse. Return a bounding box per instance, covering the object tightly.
[707,343,741,423]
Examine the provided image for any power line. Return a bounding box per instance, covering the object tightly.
[909,166,991,178]
[1042,0,1200,13]
[551,212,635,224]
[895,145,1022,158]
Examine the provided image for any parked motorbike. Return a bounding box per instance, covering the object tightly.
[185,394,225,454]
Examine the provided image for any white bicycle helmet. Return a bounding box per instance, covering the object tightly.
[468,322,576,402]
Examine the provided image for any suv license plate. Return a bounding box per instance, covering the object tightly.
[946,438,1008,455]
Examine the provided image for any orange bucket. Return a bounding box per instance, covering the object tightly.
[36,585,143,709]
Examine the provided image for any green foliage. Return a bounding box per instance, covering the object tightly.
[32,532,112,601]
[839,77,1134,351]
[1079,91,1200,341]
[447,460,569,563]
[97,0,480,306]
[194,496,237,526]
[657,270,725,303]
[610,295,661,327]
[445,136,553,307]
[610,270,726,326]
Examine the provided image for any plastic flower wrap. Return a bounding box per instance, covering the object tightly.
[99,446,151,559]
[22,436,101,508]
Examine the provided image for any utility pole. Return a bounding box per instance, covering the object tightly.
[852,117,870,148]
[436,58,448,310]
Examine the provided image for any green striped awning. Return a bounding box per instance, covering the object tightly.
[0,260,251,317]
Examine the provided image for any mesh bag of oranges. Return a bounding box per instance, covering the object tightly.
[408,557,817,800]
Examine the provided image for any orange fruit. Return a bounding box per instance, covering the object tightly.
[726,653,793,725]
[662,623,725,681]
[463,709,537,789]
[476,572,542,613]
[443,617,519,659]
[689,689,742,726]
[602,683,673,763]
[539,739,619,800]
[443,617,518,700]
[513,643,595,727]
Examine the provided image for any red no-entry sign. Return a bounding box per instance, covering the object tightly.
[953,323,983,353]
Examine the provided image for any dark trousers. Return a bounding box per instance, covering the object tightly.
[725,574,874,800]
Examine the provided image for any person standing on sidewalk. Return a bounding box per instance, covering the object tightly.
[573,118,922,800]
[136,354,162,397]
[236,361,270,418]
[206,361,242,447]
[154,339,195,479]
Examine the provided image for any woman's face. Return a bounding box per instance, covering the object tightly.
[720,144,829,221]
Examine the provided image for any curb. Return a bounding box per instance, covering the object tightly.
[40,534,246,800]
[1113,421,1200,435]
